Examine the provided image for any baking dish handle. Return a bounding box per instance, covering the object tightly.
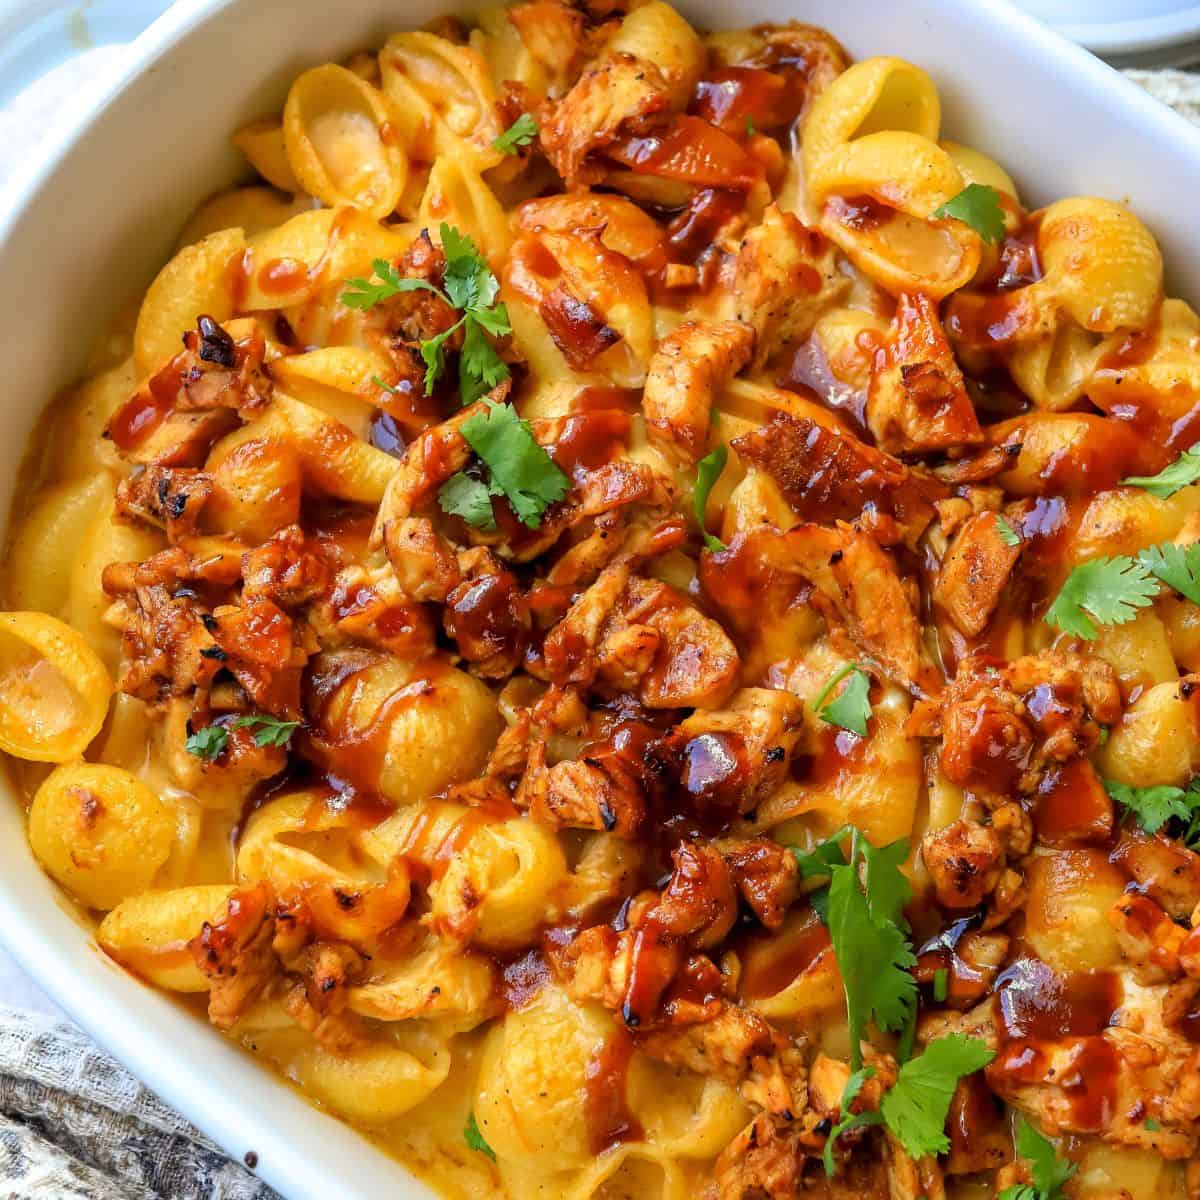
[0,0,175,110]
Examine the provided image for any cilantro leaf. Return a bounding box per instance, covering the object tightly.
[879,1034,995,1160]
[1044,555,1158,639]
[441,223,497,312]
[995,515,1021,547]
[998,1117,1076,1200]
[470,301,512,338]
[185,724,228,761]
[438,472,498,532]
[460,402,570,529]
[464,1111,496,1161]
[813,664,873,736]
[419,317,465,394]
[792,828,850,880]
[342,228,511,404]
[822,1067,883,1176]
[1123,445,1200,498]
[232,714,300,748]
[493,112,538,156]
[1104,777,1199,835]
[827,839,917,1071]
[694,444,728,552]
[1145,1118,1162,1132]
[1138,542,1200,604]
[745,115,757,137]
[933,183,1006,245]
[460,316,511,405]
[857,836,912,931]
[340,258,449,310]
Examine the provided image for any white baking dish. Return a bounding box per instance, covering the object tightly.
[1,1,1199,1198]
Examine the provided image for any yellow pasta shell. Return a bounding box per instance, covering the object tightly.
[232,117,302,193]
[803,56,940,183]
[29,763,172,910]
[1039,196,1164,332]
[0,612,112,763]
[98,885,235,991]
[283,64,408,219]
[133,226,246,376]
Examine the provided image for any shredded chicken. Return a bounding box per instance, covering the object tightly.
[643,319,755,462]
[867,292,983,455]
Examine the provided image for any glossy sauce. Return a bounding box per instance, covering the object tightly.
[303,656,450,797]
[258,257,309,296]
[1030,757,1114,847]
[584,1028,644,1153]
[736,908,831,1000]
[991,956,1122,1131]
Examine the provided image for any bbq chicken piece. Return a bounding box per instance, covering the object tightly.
[190,882,281,1030]
[542,560,741,708]
[676,688,807,824]
[240,524,330,610]
[931,650,1121,799]
[866,292,983,455]
[115,466,213,542]
[540,52,673,187]
[107,317,272,467]
[921,819,1006,910]
[721,837,801,930]
[933,509,1023,637]
[730,206,848,366]
[517,724,671,837]
[635,1003,777,1084]
[784,522,927,691]
[1112,832,1200,921]
[714,1113,810,1200]
[643,319,755,462]
[731,410,942,549]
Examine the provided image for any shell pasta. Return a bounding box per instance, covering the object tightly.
[4,4,1200,1199]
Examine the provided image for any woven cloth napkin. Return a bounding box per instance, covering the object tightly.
[0,58,1198,1200]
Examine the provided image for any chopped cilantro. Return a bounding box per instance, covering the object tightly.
[1123,445,1200,498]
[998,1117,1076,1200]
[932,968,949,1003]
[464,1111,496,1161]
[694,443,728,552]
[1044,554,1159,639]
[420,318,464,393]
[1145,1118,1162,1132]
[879,1035,995,1160]
[339,225,511,402]
[232,714,300,748]
[460,401,569,529]
[185,724,228,761]
[995,515,1021,547]
[493,112,538,156]
[339,258,444,310]
[1104,776,1200,839]
[825,830,917,1070]
[745,115,757,137]
[792,828,850,880]
[493,114,538,157]
[438,472,498,532]
[1138,542,1200,604]
[813,664,873,737]
[933,183,1006,245]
